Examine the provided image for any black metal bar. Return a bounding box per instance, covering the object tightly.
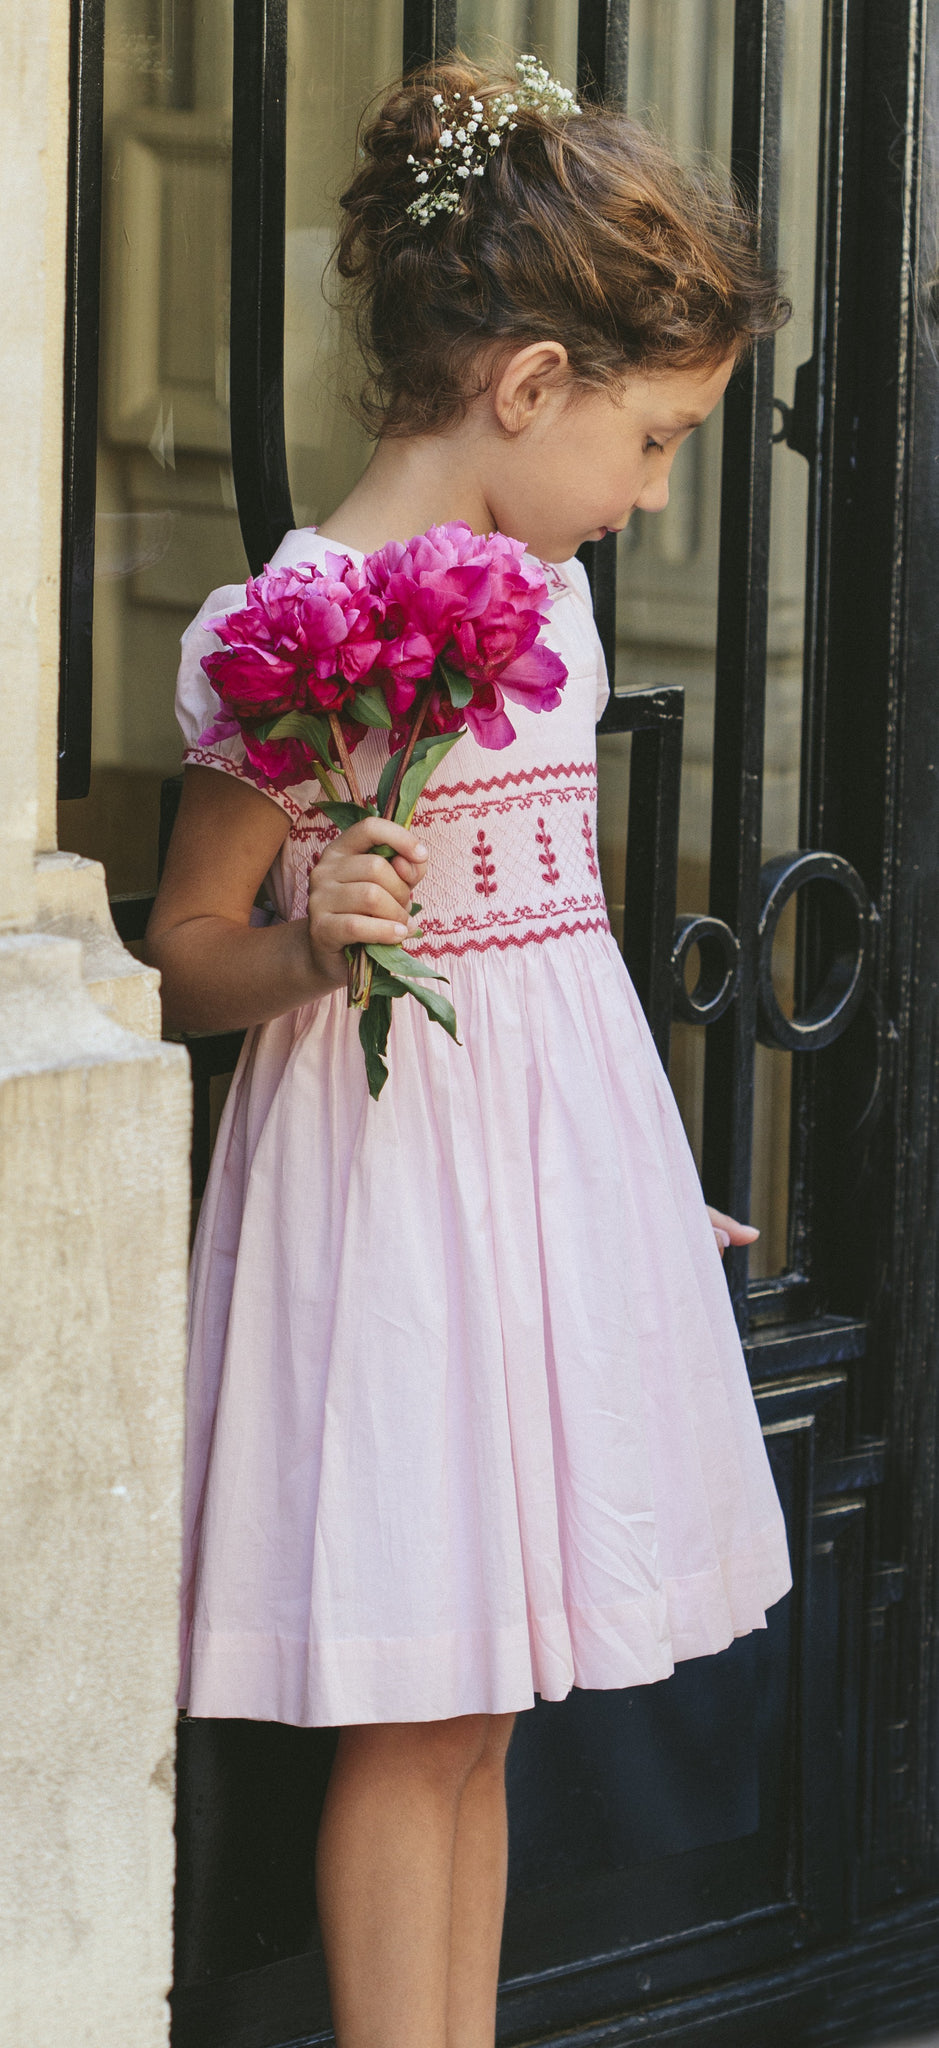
[599,686,684,1066]
[230,0,294,576]
[576,536,617,686]
[701,0,785,1331]
[575,2,628,682]
[110,893,155,944]
[402,0,457,73]
[784,0,855,1288]
[577,0,629,107]
[58,0,105,800]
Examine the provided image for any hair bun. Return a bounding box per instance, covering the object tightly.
[335,55,789,437]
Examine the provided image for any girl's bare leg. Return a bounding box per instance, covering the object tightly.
[446,1713,515,2048]
[316,1714,496,2048]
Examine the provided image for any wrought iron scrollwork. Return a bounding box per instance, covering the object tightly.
[771,356,817,459]
[756,848,876,1052]
[671,915,740,1026]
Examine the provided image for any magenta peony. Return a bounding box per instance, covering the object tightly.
[366,524,567,749]
[201,554,386,724]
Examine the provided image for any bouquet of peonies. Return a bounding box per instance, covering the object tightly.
[198,522,568,1097]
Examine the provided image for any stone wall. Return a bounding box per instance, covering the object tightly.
[0,4,191,2042]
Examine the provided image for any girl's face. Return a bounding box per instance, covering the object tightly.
[483,353,736,563]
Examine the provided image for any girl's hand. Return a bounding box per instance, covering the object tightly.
[306,814,429,988]
[706,1206,760,1258]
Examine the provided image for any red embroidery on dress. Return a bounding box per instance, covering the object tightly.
[536,813,560,887]
[582,810,599,879]
[415,916,610,960]
[472,828,497,897]
[426,762,596,802]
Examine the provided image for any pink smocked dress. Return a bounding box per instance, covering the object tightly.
[176,526,791,1727]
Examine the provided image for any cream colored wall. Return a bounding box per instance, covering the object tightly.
[0,3,190,2043]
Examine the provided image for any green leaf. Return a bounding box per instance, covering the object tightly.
[438,660,474,709]
[397,976,460,1040]
[365,961,459,1043]
[352,685,393,729]
[376,746,405,819]
[395,730,464,826]
[317,800,376,832]
[364,942,449,983]
[263,709,334,758]
[365,970,405,1000]
[358,994,393,1099]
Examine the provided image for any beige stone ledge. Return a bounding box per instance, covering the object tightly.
[0,933,190,2048]
[33,850,162,1039]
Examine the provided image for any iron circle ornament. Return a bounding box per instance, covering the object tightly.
[757,850,876,1052]
[671,914,740,1025]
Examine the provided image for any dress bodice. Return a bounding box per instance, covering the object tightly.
[177,527,611,958]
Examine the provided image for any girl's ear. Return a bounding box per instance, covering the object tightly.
[493,341,571,435]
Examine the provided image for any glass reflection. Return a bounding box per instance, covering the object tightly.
[284,0,405,527]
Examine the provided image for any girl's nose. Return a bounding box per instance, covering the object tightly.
[637,473,671,515]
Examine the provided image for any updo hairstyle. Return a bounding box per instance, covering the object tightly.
[336,56,789,436]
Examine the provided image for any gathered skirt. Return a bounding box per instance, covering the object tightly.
[178,925,791,1726]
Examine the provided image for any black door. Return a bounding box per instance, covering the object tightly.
[60,1,939,2042]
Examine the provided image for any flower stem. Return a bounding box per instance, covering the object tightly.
[381,672,436,821]
[347,666,436,1014]
[347,944,374,1009]
[328,711,365,806]
[314,757,341,802]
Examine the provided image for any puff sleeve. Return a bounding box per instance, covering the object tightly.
[175,581,317,821]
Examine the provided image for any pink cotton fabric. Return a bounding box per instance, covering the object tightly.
[176,528,791,1727]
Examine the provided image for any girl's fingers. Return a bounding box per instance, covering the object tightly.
[340,816,429,864]
[705,1204,760,1255]
[330,854,415,909]
[321,913,414,949]
[389,853,425,887]
[308,819,431,966]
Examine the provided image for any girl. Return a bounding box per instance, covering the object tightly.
[147,55,792,2048]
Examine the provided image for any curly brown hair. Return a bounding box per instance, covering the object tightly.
[335,57,790,437]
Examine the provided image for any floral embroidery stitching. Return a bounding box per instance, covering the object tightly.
[472,828,497,897]
[424,761,596,801]
[582,809,599,879]
[535,812,560,887]
[414,915,610,960]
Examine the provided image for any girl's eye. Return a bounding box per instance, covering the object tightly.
[643,436,665,455]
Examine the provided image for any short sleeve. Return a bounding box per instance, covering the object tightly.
[559,555,610,721]
[176,581,317,822]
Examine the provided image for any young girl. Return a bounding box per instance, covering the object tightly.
[147,55,792,2048]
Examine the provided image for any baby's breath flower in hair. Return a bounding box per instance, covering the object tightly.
[406,54,580,226]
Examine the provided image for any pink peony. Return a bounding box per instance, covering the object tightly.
[365,523,567,750]
[201,554,386,722]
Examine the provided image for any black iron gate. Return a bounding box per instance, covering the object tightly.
[60,0,939,2042]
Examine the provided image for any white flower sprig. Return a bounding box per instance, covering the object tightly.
[406,54,581,227]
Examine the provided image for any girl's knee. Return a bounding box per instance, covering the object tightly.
[475,1710,515,1773]
[339,1712,510,1793]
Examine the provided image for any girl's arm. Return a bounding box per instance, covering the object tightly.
[144,765,427,1035]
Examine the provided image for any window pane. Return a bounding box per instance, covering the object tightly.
[60,0,243,891]
[284,0,405,528]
